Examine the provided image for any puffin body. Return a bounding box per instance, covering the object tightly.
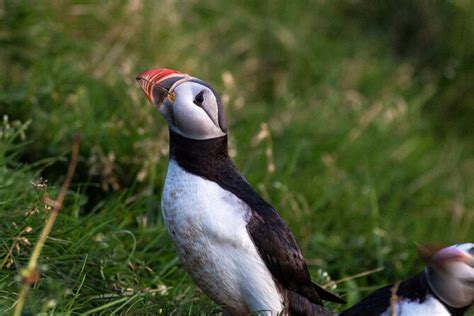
[162,159,283,314]
[137,68,343,315]
[342,243,474,316]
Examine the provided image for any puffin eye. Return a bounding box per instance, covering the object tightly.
[193,90,205,106]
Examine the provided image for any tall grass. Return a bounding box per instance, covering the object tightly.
[1,1,473,314]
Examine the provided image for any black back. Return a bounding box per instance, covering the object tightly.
[341,272,470,316]
[168,130,344,314]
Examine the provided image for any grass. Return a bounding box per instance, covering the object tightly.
[1,1,473,314]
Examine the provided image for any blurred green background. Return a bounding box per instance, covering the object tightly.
[1,0,473,314]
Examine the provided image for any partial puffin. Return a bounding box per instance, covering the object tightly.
[341,243,474,316]
[136,68,344,315]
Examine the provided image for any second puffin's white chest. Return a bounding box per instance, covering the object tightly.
[161,159,283,314]
[381,295,450,316]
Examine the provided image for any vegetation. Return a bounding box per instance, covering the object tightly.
[1,1,473,314]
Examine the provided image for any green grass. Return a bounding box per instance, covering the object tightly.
[1,1,473,314]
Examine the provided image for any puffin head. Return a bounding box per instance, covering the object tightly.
[136,68,227,140]
[425,243,474,308]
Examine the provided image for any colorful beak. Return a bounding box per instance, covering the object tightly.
[136,68,187,105]
[431,246,474,268]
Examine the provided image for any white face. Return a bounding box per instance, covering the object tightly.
[426,243,474,308]
[159,81,227,140]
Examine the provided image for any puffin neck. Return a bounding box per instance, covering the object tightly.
[168,129,274,216]
[169,129,230,176]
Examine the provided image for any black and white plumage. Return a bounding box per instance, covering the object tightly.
[137,68,344,315]
[341,243,474,316]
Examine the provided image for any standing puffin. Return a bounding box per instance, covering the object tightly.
[341,243,474,316]
[136,68,344,315]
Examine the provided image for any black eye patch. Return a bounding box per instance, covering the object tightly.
[193,90,205,106]
[188,78,227,132]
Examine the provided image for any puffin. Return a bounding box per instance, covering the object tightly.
[136,68,344,315]
[341,243,474,316]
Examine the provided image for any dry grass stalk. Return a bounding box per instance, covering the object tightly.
[389,281,401,316]
[323,266,384,288]
[14,135,81,316]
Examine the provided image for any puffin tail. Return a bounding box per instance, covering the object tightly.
[312,282,346,304]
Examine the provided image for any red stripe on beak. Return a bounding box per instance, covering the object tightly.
[136,68,184,104]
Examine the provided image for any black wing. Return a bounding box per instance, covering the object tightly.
[340,283,394,316]
[247,201,345,305]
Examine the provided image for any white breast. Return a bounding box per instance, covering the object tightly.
[381,295,450,316]
[161,159,283,315]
